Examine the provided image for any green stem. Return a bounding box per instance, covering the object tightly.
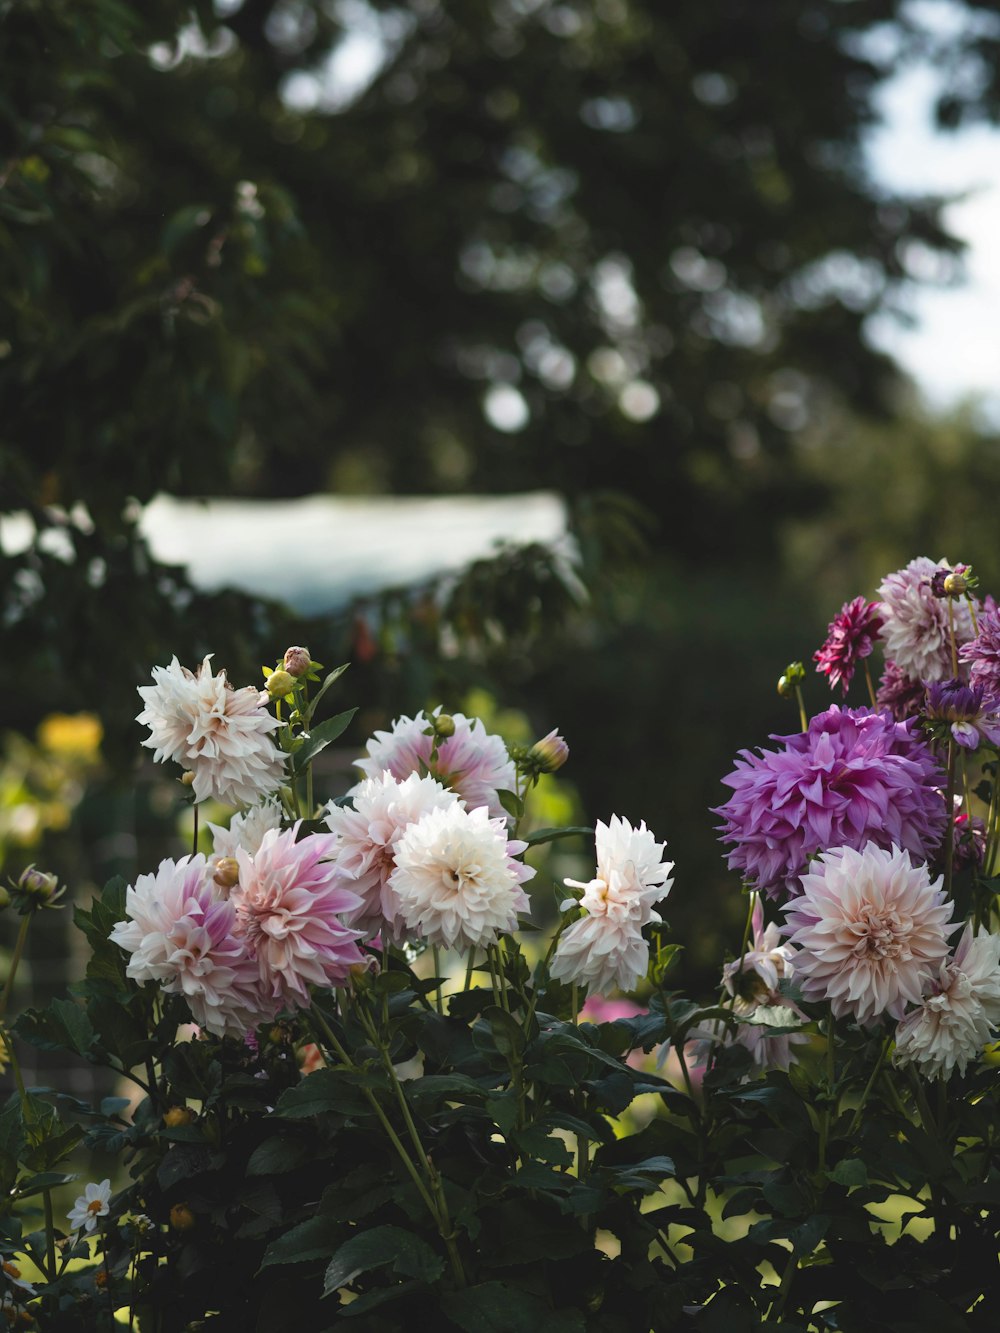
[794,685,807,733]
[43,1188,57,1283]
[948,599,959,677]
[725,892,756,1015]
[464,947,476,993]
[863,659,878,710]
[192,802,199,857]
[0,914,32,1024]
[847,1037,892,1138]
[943,741,956,901]
[766,1245,798,1322]
[432,946,444,1015]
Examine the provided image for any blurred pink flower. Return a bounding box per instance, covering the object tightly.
[356,709,516,820]
[877,557,977,683]
[783,842,956,1026]
[232,825,365,1008]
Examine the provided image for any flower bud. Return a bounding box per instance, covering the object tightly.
[265,670,295,700]
[212,857,239,892]
[433,713,456,739]
[13,865,64,912]
[180,771,195,787]
[282,646,311,677]
[0,887,11,911]
[528,729,569,774]
[163,1105,195,1128]
[777,661,805,697]
[169,1203,196,1232]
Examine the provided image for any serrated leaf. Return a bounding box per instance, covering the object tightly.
[322,1225,444,1295]
[828,1158,867,1187]
[260,1214,341,1270]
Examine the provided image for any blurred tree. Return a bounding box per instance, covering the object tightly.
[0,0,988,757]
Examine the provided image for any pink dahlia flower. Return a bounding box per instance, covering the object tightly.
[323,770,461,942]
[716,706,947,899]
[356,709,516,821]
[877,557,977,683]
[813,597,884,696]
[783,842,956,1026]
[110,855,272,1038]
[550,817,674,996]
[232,825,365,1009]
[958,603,1000,698]
[894,923,1000,1079]
[137,656,286,807]
[389,804,534,950]
[720,894,807,1072]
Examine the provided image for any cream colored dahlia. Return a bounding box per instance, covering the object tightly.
[877,557,977,683]
[388,804,534,950]
[209,799,284,860]
[549,816,674,996]
[783,842,956,1026]
[894,924,1000,1079]
[324,770,460,942]
[137,655,286,806]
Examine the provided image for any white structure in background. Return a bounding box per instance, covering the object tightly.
[140,492,572,614]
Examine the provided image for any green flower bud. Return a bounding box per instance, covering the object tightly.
[265,669,295,700]
[528,729,569,774]
[777,661,806,697]
[433,713,456,739]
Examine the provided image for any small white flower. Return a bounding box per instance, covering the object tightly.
[1,1259,36,1298]
[389,804,534,950]
[208,799,284,860]
[550,816,674,996]
[136,655,286,807]
[324,770,460,941]
[67,1179,112,1235]
[894,924,1000,1079]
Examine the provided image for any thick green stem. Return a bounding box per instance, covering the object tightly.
[0,913,32,1024]
[794,686,807,733]
[847,1037,892,1138]
[43,1188,57,1284]
[432,946,444,1015]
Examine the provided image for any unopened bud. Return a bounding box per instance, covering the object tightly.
[283,646,311,677]
[163,1105,195,1128]
[265,670,295,700]
[777,662,805,697]
[433,713,456,739]
[169,1202,196,1232]
[528,729,569,774]
[13,865,64,911]
[180,771,195,787]
[212,858,239,892]
[944,572,968,596]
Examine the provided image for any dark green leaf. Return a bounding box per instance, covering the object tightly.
[322,1225,444,1295]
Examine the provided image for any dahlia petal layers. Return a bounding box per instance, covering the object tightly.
[715,706,947,900]
[324,770,461,942]
[782,842,956,1027]
[388,804,534,951]
[231,825,366,1008]
[110,855,274,1038]
[877,557,977,683]
[550,816,674,997]
[959,602,1000,697]
[894,924,1000,1079]
[137,656,286,806]
[813,597,883,696]
[356,709,516,821]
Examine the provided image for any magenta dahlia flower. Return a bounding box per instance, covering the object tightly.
[715,706,948,899]
[813,597,884,696]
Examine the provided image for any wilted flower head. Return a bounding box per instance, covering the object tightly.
[356,709,516,821]
[813,597,884,696]
[67,1179,112,1236]
[718,893,805,1072]
[783,842,956,1026]
[137,656,286,807]
[716,706,947,900]
[389,804,534,951]
[323,770,461,941]
[925,678,1000,750]
[958,603,1000,699]
[550,817,673,996]
[894,924,1000,1079]
[722,894,795,1003]
[877,558,977,683]
[232,825,366,1008]
[876,660,926,722]
[109,855,272,1038]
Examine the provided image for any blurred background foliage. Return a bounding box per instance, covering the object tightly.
[3,0,1000,989]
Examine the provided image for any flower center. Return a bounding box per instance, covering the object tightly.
[87,1199,104,1215]
[849,905,904,961]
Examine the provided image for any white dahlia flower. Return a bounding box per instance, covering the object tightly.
[894,924,1000,1080]
[209,799,284,860]
[109,855,272,1038]
[550,816,674,996]
[67,1179,112,1236]
[388,804,534,950]
[783,842,956,1027]
[136,655,286,807]
[356,709,516,821]
[877,557,978,683]
[323,770,460,941]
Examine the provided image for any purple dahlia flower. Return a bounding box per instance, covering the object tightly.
[813,596,884,696]
[958,602,1000,699]
[715,706,947,900]
[875,660,926,721]
[925,679,1000,749]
